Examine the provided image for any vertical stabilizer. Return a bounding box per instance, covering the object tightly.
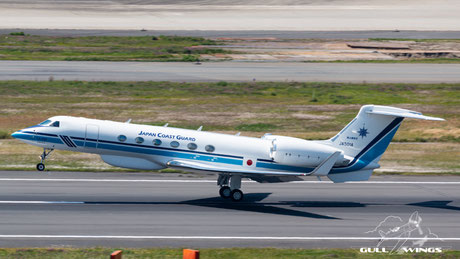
[328,105,443,175]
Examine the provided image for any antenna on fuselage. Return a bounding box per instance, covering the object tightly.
[197,126,203,131]
[125,119,132,123]
[163,123,169,127]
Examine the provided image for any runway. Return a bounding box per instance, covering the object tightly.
[1,0,459,31]
[2,61,460,83]
[0,171,459,248]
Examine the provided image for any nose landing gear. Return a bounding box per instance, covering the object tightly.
[217,174,244,201]
[36,148,53,171]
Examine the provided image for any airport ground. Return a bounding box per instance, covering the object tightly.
[0,80,458,175]
[1,33,460,62]
[1,1,459,254]
[1,0,459,31]
[0,171,459,251]
[1,79,458,254]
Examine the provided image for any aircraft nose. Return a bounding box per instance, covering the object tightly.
[11,130,21,139]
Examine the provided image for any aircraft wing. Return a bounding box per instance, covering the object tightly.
[166,152,340,183]
[166,159,306,183]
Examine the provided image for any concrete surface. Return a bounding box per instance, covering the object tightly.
[1,61,460,83]
[1,0,459,30]
[0,171,459,248]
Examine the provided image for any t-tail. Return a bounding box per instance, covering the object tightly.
[326,105,444,183]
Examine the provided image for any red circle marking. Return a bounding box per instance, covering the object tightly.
[247,160,253,166]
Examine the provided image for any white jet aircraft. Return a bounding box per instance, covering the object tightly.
[12,105,443,201]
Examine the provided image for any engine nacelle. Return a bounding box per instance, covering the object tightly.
[263,135,349,167]
[100,155,166,170]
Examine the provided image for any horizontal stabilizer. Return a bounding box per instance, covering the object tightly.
[310,151,341,176]
[367,106,444,121]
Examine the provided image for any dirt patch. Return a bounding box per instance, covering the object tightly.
[287,104,360,112]
[215,38,460,62]
[291,113,332,120]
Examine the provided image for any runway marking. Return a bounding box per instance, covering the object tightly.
[0,178,460,184]
[0,201,84,204]
[0,235,459,241]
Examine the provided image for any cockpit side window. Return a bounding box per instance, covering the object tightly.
[39,120,52,125]
[50,121,60,127]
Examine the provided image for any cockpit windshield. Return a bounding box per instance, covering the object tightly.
[38,120,60,127]
[39,120,52,125]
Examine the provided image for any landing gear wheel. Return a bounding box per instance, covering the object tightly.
[219,186,231,199]
[36,163,45,171]
[36,148,53,171]
[230,189,244,202]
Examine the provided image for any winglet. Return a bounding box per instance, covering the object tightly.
[310,151,341,176]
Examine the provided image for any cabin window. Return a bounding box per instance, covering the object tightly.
[153,139,162,146]
[170,141,180,148]
[50,121,60,127]
[135,137,144,144]
[118,135,127,142]
[187,143,197,150]
[39,120,51,125]
[205,145,215,152]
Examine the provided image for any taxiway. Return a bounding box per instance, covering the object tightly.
[1,61,460,83]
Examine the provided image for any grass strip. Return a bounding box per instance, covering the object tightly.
[0,34,228,61]
[1,247,460,259]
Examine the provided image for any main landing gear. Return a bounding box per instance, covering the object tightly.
[217,174,244,202]
[36,148,53,171]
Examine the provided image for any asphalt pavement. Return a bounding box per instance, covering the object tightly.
[2,61,460,83]
[0,171,459,248]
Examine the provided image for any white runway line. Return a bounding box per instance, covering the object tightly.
[0,178,459,184]
[0,235,458,241]
[0,201,84,204]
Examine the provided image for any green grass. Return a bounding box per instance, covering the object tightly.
[0,247,459,259]
[1,80,458,105]
[0,35,229,61]
[9,31,25,36]
[2,35,459,63]
[1,80,458,143]
[236,123,278,131]
[0,80,458,173]
[0,130,11,139]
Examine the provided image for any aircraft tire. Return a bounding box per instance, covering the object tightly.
[36,163,45,171]
[230,189,244,202]
[219,186,231,199]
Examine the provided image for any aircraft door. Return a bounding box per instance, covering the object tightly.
[85,124,99,148]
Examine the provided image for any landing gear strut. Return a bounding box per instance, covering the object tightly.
[37,148,53,171]
[217,174,244,201]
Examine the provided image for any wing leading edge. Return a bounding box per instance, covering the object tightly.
[166,151,340,183]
